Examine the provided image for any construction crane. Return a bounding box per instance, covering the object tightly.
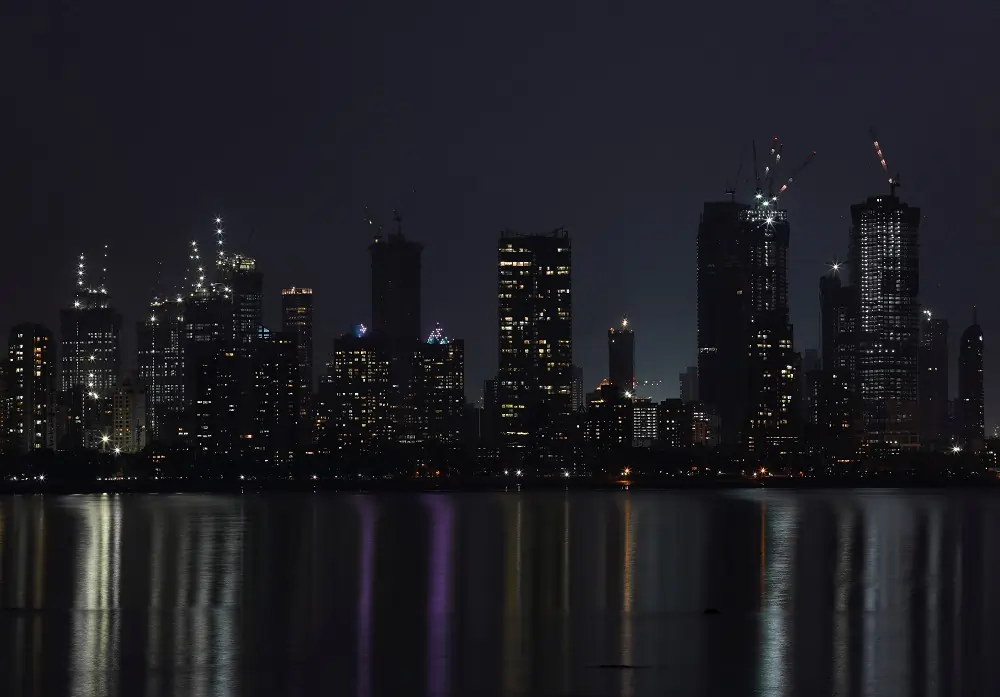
[870,129,899,195]
[776,151,818,197]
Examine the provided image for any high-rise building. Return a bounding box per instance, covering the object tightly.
[958,308,984,449]
[253,332,299,466]
[225,254,264,348]
[918,311,949,450]
[282,288,314,391]
[497,230,573,467]
[327,332,392,457]
[850,193,921,452]
[742,201,797,457]
[608,316,635,394]
[697,201,749,446]
[657,399,693,450]
[137,295,185,442]
[60,252,122,447]
[282,288,314,445]
[679,366,698,403]
[632,397,657,447]
[111,375,147,454]
[819,272,861,459]
[413,327,465,446]
[570,365,584,413]
[190,342,244,463]
[585,382,631,451]
[370,221,423,345]
[6,324,56,453]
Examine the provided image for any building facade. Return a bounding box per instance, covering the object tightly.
[918,312,949,450]
[6,324,57,453]
[497,230,573,468]
[608,317,635,395]
[850,194,921,452]
[958,310,984,449]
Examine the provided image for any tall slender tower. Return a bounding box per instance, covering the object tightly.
[497,229,573,468]
[697,200,749,446]
[60,250,122,447]
[6,324,57,452]
[958,308,984,448]
[850,193,921,452]
[607,316,635,395]
[282,288,314,392]
[369,214,423,345]
[742,197,797,457]
[918,310,949,449]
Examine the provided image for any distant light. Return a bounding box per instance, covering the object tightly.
[113,447,122,456]
[38,474,45,482]
[73,300,81,308]
[952,445,962,454]
[504,469,509,476]
[214,217,222,225]
[563,471,570,478]
[623,390,633,399]
[101,435,110,444]
[831,263,841,272]
[515,469,522,477]
[765,216,774,225]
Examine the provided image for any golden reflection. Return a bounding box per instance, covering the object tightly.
[620,493,636,697]
[70,494,123,697]
[501,496,524,697]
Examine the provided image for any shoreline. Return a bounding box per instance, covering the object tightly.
[0,476,997,495]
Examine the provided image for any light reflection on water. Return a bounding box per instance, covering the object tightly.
[0,490,997,696]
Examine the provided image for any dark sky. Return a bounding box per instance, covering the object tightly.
[5,0,999,426]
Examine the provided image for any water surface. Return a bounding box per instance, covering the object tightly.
[0,490,996,696]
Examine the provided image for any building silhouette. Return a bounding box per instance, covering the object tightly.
[225,254,264,349]
[850,194,921,452]
[607,316,635,395]
[679,366,698,403]
[697,201,749,447]
[957,308,984,449]
[497,230,573,468]
[918,311,949,450]
[819,273,861,458]
[6,324,56,453]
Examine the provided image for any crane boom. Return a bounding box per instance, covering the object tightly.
[776,151,817,196]
[870,128,899,195]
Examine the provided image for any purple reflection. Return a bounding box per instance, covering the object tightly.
[355,497,377,697]
[426,496,455,697]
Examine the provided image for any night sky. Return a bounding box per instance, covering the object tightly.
[6,0,998,427]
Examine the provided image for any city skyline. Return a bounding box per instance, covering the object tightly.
[5,0,996,431]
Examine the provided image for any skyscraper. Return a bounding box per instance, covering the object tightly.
[282,287,314,445]
[742,200,797,456]
[918,311,949,449]
[413,326,465,446]
[225,254,264,347]
[497,229,573,467]
[958,308,984,448]
[60,252,122,447]
[370,221,423,345]
[607,316,635,395]
[819,272,861,458]
[328,331,392,457]
[6,324,56,453]
[253,332,299,466]
[679,366,698,403]
[850,193,921,452]
[281,288,314,392]
[111,375,147,454]
[697,201,749,446]
[137,294,184,441]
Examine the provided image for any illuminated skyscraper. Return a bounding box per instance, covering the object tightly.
[137,294,184,441]
[225,254,263,347]
[282,288,314,391]
[497,229,573,467]
[253,332,299,466]
[742,200,797,457]
[958,308,984,449]
[413,325,465,445]
[6,324,56,453]
[850,193,921,451]
[328,331,392,457]
[607,316,635,395]
[59,251,122,446]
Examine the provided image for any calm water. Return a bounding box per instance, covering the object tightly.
[0,490,997,696]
